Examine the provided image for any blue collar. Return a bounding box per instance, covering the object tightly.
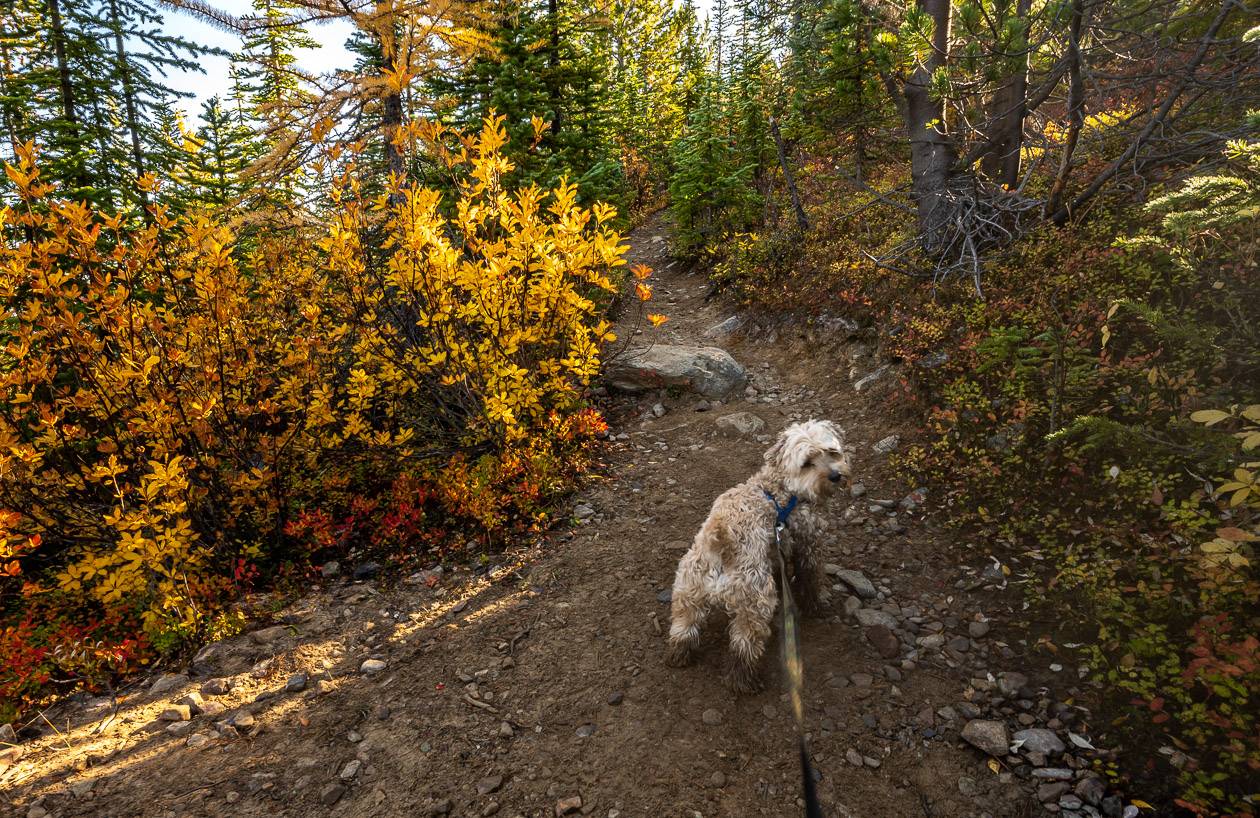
[764,490,799,528]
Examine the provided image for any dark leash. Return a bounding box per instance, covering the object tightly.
[765,491,825,818]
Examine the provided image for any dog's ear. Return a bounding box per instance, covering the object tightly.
[764,430,789,470]
[819,420,846,445]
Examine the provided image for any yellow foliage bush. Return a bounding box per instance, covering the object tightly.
[0,117,634,704]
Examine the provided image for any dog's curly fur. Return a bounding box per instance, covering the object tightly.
[665,419,853,693]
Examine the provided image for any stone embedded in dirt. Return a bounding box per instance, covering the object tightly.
[651,402,667,418]
[1100,795,1124,817]
[852,365,890,393]
[957,702,981,720]
[1038,782,1071,802]
[701,708,722,726]
[833,569,877,599]
[714,411,766,438]
[917,633,946,650]
[1031,768,1074,781]
[1075,776,1106,806]
[285,673,308,693]
[866,625,900,659]
[854,608,898,630]
[186,733,212,749]
[842,595,862,618]
[150,673,189,694]
[709,770,727,788]
[360,659,387,674]
[175,692,205,714]
[498,722,514,738]
[1015,728,1066,756]
[607,691,623,706]
[1060,794,1084,810]
[340,760,361,780]
[426,798,453,816]
[849,673,874,688]
[158,705,191,722]
[250,625,289,645]
[576,724,597,738]
[849,483,867,498]
[872,435,900,454]
[321,783,347,806]
[656,589,672,604]
[0,723,16,746]
[845,748,863,766]
[969,619,991,639]
[961,719,1009,757]
[321,561,340,578]
[229,711,256,729]
[477,775,504,796]
[26,807,48,818]
[997,671,1029,698]
[353,561,381,580]
[947,635,971,653]
[574,504,595,520]
[165,721,194,737]
[705,316,741,339]
[605,344,749,399]
[200,678,230,696]
[554,795,582,816]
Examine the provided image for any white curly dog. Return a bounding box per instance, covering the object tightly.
[665,419,852,693]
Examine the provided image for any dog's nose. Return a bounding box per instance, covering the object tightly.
[828,469,843,483]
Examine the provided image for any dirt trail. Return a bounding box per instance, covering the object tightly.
[2,217,1033,818]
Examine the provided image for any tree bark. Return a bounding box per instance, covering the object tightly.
[1044,0,1085,220]
[47,0,89,189]
[902,0,957,252]
[770,115,809,232]
[980,0,1032,188]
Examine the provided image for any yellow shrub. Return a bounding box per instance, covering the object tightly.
[0,116,634,660]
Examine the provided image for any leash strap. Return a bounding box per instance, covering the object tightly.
[774,519,824,818]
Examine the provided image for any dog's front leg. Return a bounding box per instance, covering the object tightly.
[790,524,829,618]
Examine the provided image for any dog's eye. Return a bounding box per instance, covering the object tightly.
[803,459,813,468]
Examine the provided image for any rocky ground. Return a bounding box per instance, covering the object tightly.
[1,217,1146,818]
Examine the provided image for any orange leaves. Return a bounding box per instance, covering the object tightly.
[647,313,669,327]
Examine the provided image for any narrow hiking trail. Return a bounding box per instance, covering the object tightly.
[4,218,1051,818]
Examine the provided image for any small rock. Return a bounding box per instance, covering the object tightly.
[428,799,454,816]
[555,795,582,816]
[651,403,666,418]
[499,722,513,738]
[321,783,347,806]
[321,561,341,578]
[709,771,727,788]
[1038,783,1071,802]
[849,483,867,498]
[200,678,230,696]
[186,733,213,748]
[607,692,623,706]
[853,365,890,392]
[947,635,970,652]
[863,756,881,769]
[969,620,991,639]
[1015,728,1066,755]
[353,561,381,580]
[361,659,387,674]
[656,589,672,603]
[1060,795,1084,810]
[701,709,722,726]
[165,721,195,737]
[850,673,874,687]
[477,775,504,796]
[866,625,897,655]
[834,569,876,599]
[175,692,205,714]
[575,724,597,738]
[845,748,863,766]
[961,719,1009,756]
[872,435,900,454]
[285,673,308,693]
[997,671,1028,698]
[340,760,361,780]
[854,608,898,630]
[1031,768,1074,781]
[27,808,49,818]
[0,723,16,744]
[574,504,595,520]
[150,673,189,694]
[250,625,289,645]
[1075,776,1106,806]
[159,705,191,722]
[715,411,766,438]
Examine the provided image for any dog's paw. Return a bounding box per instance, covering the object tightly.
[725,661,765,695]
[664,640,697,668]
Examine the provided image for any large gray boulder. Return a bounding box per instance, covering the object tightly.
[605,345,748,399]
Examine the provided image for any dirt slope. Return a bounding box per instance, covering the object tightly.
[2,217,1035,818]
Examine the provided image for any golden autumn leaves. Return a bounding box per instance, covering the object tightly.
[0,116,665,640]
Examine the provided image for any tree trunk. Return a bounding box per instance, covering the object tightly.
[902,0,957,252]
[47,0,88,189]
[107,0,152,219]
[770,115,809,232]
[1044,0,1085,220]
[980,0,1032,188]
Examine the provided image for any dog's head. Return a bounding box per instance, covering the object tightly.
[764,420,853,502]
